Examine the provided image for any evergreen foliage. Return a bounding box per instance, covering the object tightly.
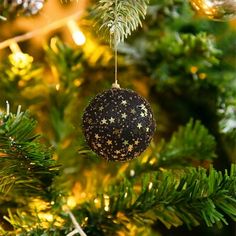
[76,165,236,235]
[93,0,149,44]
[12,165,236,236]
[0,109,59,199]
[158,119,217,166]
[0,0,235,235]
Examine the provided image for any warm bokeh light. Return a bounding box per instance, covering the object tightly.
[67,20,86,46]
[8,50,34,77]
[9,52,33,69]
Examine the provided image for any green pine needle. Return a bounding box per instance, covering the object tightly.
[0,109,59,199]
[77,165,236,234]
[93,0,149,44]
[158,119,217,166]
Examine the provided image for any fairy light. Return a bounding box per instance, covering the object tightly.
[199,73,207,80]
[104,194,110,212]
[148,182,153,190]
[55,84,60,91]
[149,158,156,165]
[67,196,77,208]
[130,169,135,177]
[0,10,85,50]
[38,212,54,222]
[67,20,86,46]
[9,42,33,73]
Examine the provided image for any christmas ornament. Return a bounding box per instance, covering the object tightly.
[82,88,156,162]
[82,0,155,162]
[190,0,236,21]
[5,0,44,17]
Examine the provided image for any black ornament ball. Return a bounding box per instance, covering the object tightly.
[82,88,156,162]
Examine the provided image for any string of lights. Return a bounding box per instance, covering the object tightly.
[0,9,86,55]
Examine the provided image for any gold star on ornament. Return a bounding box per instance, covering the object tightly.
[109,117,115,123]
[140,104,145,109]
[97,143,102,148]
[146,127,150,132]
[128,144,133,152]
[95,134,100,139]
[113,129,122,135]
[115,150,121,154]
[131,109,136,114]
[123,140,129,145]
[121,100,127,105]
[137,123,142,129]
[134,140,140,145]
[121,113,127,119]
[107,140,112,145]
[101,118,107,124]
[140,104,148,112]
[99,106,104,111]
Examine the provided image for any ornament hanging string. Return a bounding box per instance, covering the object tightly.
[112,0,120,89]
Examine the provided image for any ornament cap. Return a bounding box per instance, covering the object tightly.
[112,83,121,89]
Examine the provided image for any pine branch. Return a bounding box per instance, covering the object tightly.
[0,52,42,106]
[125,120,216,178]
[158,119,217,166]
[0,109,59,200]
[76,165,236,235]
[45,38,83,84]
[45,38,83,144]
[93,0,149,44]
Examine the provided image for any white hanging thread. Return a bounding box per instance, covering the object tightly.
[112,0,120,89]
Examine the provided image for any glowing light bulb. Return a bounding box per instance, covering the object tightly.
[67,20,86,46]
[190,0,236,21]
[8,42,33,77]
[9,52,33,68]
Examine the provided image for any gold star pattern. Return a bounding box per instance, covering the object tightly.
[113,129,122,135]
[101,118,107,124]
[107,140,112,145]
[82,88,156,162]
[121,113,127,119]
[140,104,145,109]
[131,109,136,114]
[109,117,115,123]
[134,140,140,145]
[128,144,133,152]
[137,123,142,129]
[123,140,129,145]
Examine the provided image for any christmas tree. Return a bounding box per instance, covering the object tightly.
[0,0,235,235]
